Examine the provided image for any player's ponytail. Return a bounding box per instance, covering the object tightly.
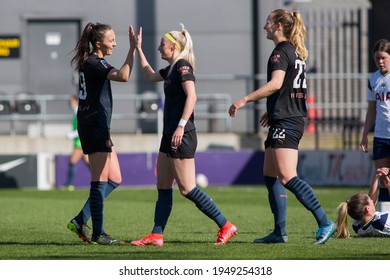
[335,202,350,238]
[271,9,308,61]
[335,192,370,238]
[71,22,112,72]
[168,23,196,75]
[290,12,308,61]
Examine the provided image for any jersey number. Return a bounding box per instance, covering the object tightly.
[293,60,307,89]
[79,72,87,100]
[272,128,285,139]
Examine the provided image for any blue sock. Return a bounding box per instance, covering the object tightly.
[90,181,106,238]
[74,180,119,225]
[106,180,119,193]
[65,162,76,186]
[186,187,227,228]
[152,189,173,234]
[264,176,287,236]
[284,176,329,227]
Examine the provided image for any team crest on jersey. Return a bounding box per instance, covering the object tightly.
[179,66,190,75]
[100,60,111,69]
[271,54,281,63]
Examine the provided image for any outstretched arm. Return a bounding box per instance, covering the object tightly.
[136,27,163,82]
[229,70,285,117]
[369,167,389,206]
[108,25,136,82]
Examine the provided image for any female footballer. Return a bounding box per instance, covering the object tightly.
[336,192,390,238]
[131,24,237,246]
[229,9,335,244]
[360,39,390,212]
[67,22,136,245]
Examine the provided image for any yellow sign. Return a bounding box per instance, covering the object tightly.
[0,36,20,58]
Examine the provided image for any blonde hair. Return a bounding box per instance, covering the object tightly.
[166,23,196,74]
[335,192,370,238]
[271,9,308,61]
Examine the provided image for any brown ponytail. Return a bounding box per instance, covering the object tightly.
[71,22,112,72]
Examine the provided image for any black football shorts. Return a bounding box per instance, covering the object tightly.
[159,130,197,159]
[78,123,113,154]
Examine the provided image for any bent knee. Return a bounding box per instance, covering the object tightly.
[110,176,122,185]
[178,185,196,197]
[278,176,294,186]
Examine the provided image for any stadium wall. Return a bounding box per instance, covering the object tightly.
[0,149,373,189]
[0,130,374,189]
[53,150,373,188]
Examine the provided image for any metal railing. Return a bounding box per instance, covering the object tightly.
[0,92,232,135]
[0,72,370,150]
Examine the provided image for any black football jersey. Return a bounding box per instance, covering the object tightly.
[266,41,307,122]
[77,54,114,128]
[159,59,196,134]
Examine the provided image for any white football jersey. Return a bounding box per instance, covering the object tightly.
[367,71,390,139]
[352,211,390,237]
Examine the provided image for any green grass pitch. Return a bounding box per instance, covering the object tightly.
[1,185,390,260]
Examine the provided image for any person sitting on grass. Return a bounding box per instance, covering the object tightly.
[335,192,390,238]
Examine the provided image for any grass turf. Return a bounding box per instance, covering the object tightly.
[1,186,390,260]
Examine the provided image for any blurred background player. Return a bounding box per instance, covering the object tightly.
[335,192,390,238]
[130,24,237,246]
[64,95,89,190]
